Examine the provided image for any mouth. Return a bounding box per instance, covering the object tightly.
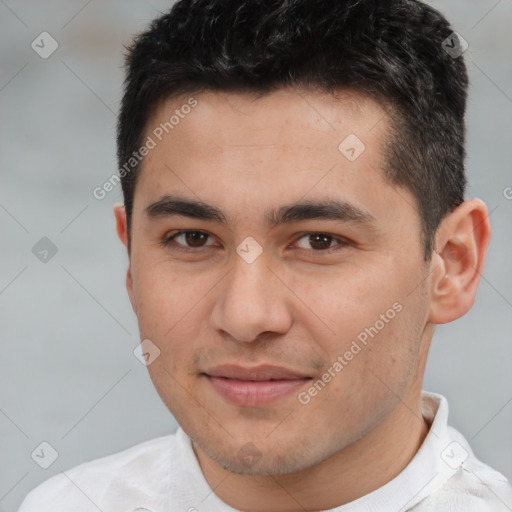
[203,365,312,406]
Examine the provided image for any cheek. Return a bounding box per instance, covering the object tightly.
[131,257,199,330]
[291,260,424,387]
[131,259,217,369]
[287,263,401,347]
[132,264,176,336]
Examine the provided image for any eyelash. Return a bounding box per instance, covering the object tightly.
[160,230,349,254]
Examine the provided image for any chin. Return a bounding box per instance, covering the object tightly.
[218,450,314,476]
[194,432,334,477]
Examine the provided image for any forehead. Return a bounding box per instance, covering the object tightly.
[145,87,386,152]
[134,88,417,233]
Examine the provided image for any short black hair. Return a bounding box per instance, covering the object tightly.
[117,0,468,259]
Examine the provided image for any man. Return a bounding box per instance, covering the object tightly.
[18,0,512,510]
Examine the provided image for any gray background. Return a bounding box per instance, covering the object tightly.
[1,1,511,510]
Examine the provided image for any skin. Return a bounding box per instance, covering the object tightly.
[114,88,491,511]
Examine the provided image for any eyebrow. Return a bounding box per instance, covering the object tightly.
[144,194,376,229]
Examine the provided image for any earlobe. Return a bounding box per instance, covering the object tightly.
[428,199,491,325]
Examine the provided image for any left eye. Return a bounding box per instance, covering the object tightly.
[294,233,346,251]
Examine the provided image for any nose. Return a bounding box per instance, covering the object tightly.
[210,252,293,343]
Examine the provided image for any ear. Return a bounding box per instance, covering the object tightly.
[428,199,491,324]
[113,203,137,313]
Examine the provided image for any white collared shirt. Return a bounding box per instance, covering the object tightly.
[17,391,512,511]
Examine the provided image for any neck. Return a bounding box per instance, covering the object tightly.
[194,387,430,512]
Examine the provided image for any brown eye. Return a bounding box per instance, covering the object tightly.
[183,231,209,247]
[296,233,339,251]
[162,230,214,249]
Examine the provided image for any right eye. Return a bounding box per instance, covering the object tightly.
[161,230,217,251]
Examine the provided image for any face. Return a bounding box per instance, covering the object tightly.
[121,88,432,476]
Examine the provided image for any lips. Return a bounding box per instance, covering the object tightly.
[203,365,312,406]
[205,364,311,381]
